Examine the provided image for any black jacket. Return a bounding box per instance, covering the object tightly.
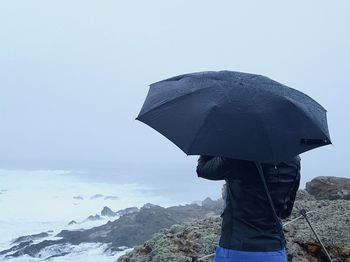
[196,156,300,251]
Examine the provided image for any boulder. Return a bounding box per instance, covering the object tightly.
[201,197,224,213]
[142,203,162,209]
[0,198,224,258]
[68,220,77,225]
[306,176,350,200]
[12,232,49,244]
[118,200,350,262]
[85,214,102,221]
[296,190,316,201]
[101,206,116,217]
[115,207,139,216]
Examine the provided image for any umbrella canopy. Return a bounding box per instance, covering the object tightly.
[136,71,331,163]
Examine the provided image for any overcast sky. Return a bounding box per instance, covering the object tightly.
[0,1,349,188]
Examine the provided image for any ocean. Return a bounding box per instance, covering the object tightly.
[0,169,186,261]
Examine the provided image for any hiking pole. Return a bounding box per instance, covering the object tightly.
[300,209,333,262]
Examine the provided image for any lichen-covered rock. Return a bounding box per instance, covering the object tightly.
[284,199,350,261]
[117,217,221,262]
[296,190,316,201]
[118,199,350,262]
[306,176,350,200]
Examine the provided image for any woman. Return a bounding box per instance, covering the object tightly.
[196,155,301,262]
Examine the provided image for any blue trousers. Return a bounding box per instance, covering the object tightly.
[214,247,287,262]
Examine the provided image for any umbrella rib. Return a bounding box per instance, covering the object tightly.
[186,105,217,154]
[223,84,277,162]
[186,87,231,154]
[248,81,330,142]
[254,112,276,164]
[283,98,330,142]
[137,85,217,119]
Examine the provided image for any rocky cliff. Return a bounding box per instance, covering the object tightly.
[118,176,350,262]
[306,176,350,201]
[0,200,224,259]
[2,176,349,261]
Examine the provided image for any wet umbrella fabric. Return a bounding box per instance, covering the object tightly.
[136,71,331,163]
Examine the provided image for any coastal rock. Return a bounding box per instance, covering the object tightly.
[3,176,350,261]
[100,206,139,217]
[142,203,161,209]
[101,206,116,217]
[118,199,350,262]
[285,199,350,261]
[12,232,50,244]
[0,241,33,256]
[8,240,61,257]
[202,197,225,213]
[0,199,224,259]
[295,190,316,201]
[118,217,221,262]
[68,220,77,225]
[86,214,102,221]
[306,176,350,200]
[116,207,139,216]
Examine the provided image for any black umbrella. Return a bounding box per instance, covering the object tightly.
[136,71,331,163]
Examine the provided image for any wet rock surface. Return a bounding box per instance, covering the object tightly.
[117,217,221,262]
[11,232,50,244]
[2,177,349,261]
[306,176,350,200]
[68,220,77,225]
[85,214,103,221]
[101,206,117,217]
[116,207,139,217]
[118,194,350,261]
[0,199,224,259]
[296,189,316,201]
[115,177,350,261]
[284,199,350,261]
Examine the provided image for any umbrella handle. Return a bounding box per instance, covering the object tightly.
[301,139,329,145]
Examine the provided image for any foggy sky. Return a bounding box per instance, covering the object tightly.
[0,1,349,187]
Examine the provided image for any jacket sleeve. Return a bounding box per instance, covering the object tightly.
[196,155,236,180]
[281,157,301,219]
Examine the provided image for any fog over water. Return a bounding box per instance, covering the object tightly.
[0,2,349,262]
[0,1,349,208]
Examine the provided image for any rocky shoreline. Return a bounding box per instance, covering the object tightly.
[1,176,349,261]
[0,199,224,259]
[118,176,350,262]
